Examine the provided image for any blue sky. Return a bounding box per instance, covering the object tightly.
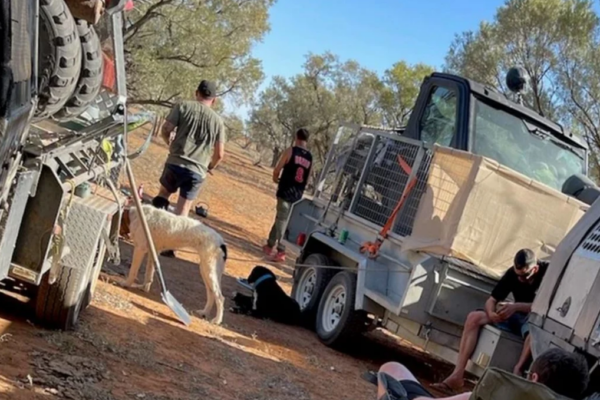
[230,0,508,117]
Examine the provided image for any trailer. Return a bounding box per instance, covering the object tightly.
[282,71,594,378]
[1,0,150,330]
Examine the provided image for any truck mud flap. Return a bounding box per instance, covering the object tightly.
[0,171,37,280]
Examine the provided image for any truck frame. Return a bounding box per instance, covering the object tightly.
[282,72,594,379]
[1,0,149,330]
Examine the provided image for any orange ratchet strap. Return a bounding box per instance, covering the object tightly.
[360,154,418,259]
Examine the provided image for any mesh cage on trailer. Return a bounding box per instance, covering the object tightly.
[315,125,434,237]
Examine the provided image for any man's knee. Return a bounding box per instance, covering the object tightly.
[465,310,488,330]
[378,362,417,382]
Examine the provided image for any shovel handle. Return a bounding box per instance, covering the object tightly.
[124,158,168,291]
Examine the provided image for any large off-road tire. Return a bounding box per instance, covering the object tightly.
[82,239,107,309]
[54,19,103,121]
[35,258,93,330]
[291,253,336,318]
[35,0,82,120]
[316,271,369,348]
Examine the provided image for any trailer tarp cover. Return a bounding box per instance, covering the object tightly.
[403,145,588,278]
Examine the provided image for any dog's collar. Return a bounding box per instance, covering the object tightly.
[252,274,274,288]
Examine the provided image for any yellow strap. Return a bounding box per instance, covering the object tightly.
[101,139,114,174]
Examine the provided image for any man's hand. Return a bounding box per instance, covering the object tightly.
[272,175,279,184]
[496,302,517,320]
[487,311,504,324]
[169,131,176,145]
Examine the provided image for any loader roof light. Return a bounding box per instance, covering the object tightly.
[506,67,527,94]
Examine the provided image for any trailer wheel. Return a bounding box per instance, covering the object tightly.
[316,271,369,347]
[35,0,82,120]
[35,258,93,330]
[292,253,335,316]
[82,239,107,309]
[54,20,103,121]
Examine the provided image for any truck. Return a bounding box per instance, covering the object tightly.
[0,0,149,330]
[281,68,600,390]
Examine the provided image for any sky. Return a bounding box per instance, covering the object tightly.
[230,0,507,117]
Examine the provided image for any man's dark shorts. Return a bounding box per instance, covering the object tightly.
[400,380,433,400]
[494,311,530,338]
[160,163,204,200]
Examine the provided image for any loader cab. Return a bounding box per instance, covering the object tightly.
[403,72,589,192]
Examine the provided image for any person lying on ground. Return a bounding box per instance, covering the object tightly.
[433,248,548,393]
[374,347,589,400]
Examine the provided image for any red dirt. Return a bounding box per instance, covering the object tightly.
[0,129,462,399]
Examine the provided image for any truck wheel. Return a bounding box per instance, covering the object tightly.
[53,20,103,121]
[316,271,369,348]
[292,253,335,316]
[82,240,107,309]
[35,0,82,120]
[35,259,92,330]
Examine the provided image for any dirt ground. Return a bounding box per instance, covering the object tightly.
[0,129,461,399]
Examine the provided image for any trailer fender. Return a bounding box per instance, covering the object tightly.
[298,232,383,315]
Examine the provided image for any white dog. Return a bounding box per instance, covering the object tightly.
[120,204,228,325]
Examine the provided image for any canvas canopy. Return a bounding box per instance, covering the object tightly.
[402,146,588,278]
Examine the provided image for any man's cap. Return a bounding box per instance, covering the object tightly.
[197,80,217,98]
[514,248,536,270]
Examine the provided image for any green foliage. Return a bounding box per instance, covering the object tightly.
[125,0,273,109]
[379,61,434,127]
[247,53,434,167]
[445,0,600,175]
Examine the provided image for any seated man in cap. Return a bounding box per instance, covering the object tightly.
[153,80,226,257]
[432,248,549,393]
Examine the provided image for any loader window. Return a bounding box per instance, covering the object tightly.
[419,86,457,147]
[472,99,585,191]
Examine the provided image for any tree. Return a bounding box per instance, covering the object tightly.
[247,53,388,169]
[444,0,597,120]
[379,61,434,127]
[124,0,273,108]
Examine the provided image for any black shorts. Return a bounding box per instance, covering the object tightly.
[159,163,204,200]
[400,380,434,400]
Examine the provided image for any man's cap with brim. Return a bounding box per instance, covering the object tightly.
[198,80,217,98]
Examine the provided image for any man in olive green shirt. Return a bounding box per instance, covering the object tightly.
[153,80,225,220]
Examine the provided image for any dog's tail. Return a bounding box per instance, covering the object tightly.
[220,244,228,261]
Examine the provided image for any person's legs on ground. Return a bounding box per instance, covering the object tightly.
[512,314,532,376]
[377,362,452,400]
[155,163,180,210]
[377,362,419,399]
[155,164,183,258]
[436,310,490,391]
[176,168,204,217]
[264,199,292,261]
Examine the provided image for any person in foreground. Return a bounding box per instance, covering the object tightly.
[152,80,226,257]
[433,248,548,393]
[263,128,312,262]
[375,348,589,400]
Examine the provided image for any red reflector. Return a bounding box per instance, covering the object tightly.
[297,233,307,246]
[125,0,134,11]
[102,52,116,92]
